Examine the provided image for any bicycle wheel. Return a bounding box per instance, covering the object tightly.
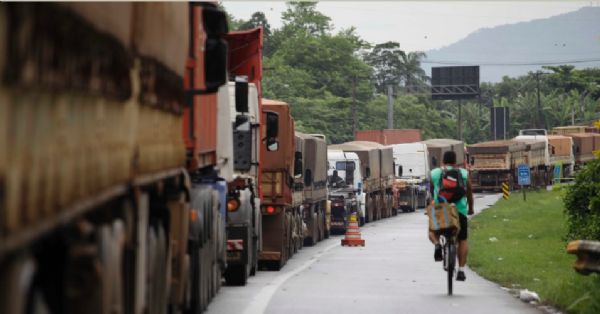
[447,242,456,296]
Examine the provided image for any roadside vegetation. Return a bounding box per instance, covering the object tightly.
[225,3,600,144]
[469,183,600,313]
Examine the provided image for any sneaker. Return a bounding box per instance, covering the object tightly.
[434,244,442,262]
[456,270,466,281]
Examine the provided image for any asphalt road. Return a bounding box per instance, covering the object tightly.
[207,193,541,314]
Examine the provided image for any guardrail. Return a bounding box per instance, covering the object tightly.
[567,240,600,275]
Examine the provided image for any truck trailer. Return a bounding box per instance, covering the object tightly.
[295,132,328,246]
[222,27,264,286]
[328,141,394,223]
[259,99,301,270]
[467,140,528,191]
[0,3,232,313]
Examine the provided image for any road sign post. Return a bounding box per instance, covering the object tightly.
[517,164,531,201]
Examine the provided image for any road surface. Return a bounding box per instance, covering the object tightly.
[207,193,541,314]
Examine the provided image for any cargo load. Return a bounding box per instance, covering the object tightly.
[355,129,422,145]
[567,133,595,164]
[328,141,381,192]
[422,139,465,169]
[548,135,574,164]
[551,125,599,135]
[512,138,546,168]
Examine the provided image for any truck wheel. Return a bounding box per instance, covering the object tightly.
[224,265,248,286]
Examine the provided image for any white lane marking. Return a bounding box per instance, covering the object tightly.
[243,242,340,314]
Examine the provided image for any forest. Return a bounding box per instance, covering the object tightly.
[226,3,600,144]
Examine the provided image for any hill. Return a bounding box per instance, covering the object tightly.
[423,7,600,82]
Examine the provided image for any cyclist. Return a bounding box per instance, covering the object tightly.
[428,151,474,281]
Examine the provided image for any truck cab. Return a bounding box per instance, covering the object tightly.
[327,150,366,228]
[390,143,430,211]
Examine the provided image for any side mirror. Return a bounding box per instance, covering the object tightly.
[235,76,249,113]
[365,167,371,179]
[265,112,279,139]
[398,165,403,177]
[267,138,279,152]
[201,4,228,93]
[294,152,303,177]
[304,169,313,186]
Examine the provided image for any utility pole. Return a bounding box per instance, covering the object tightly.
[535,71,543,129]
[351,75,357,136]
[457,100,462,141]
[387,85,394,129]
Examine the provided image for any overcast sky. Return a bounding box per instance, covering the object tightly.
[222,1,594,52]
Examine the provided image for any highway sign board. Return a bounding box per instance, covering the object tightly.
[517,164,531,186]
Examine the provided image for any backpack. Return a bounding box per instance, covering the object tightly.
[438,167,466,203]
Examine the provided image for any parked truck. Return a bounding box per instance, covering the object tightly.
[389,142,430,212]
[0,3,231,313]
[259,99,302,270]
[222,27,264,286]
[467,140,528,191]
[514,129,553,186]
[328,141,394,223]
[327,150,364,231]
[567,133,596,168]
[295,132,328,245]
[548,135,575,179]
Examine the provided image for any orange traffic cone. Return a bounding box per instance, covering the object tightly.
[341,213,365,247]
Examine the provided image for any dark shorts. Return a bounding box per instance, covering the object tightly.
[458,213,468,241]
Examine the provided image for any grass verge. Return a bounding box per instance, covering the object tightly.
[470,188,600,314]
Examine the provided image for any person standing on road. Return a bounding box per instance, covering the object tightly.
[428,151,474,281]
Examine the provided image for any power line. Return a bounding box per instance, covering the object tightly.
[422,58,600,66]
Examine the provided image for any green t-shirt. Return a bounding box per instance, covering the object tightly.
[431,166,469,216]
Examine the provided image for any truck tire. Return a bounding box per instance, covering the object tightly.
[224,265,248,286]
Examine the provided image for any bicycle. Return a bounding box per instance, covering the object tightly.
[439,229,457,296]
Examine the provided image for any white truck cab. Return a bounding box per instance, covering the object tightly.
[389,143,431,210]
[327,150,366,224]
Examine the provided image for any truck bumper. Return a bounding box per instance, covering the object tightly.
[226,224,249,266]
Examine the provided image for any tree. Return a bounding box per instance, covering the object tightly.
[281,2,332,36]
[238,12,272,37]
[365,42,403,93]
[399,51,428,88]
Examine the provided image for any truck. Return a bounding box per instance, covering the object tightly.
[467,140,528,191]
[222,28,263,285]
[389,142,430,212]
[327,150,365,231]
[259,99,302,270]
[295,132,328,246]
[547,135,575,179]
[422,139,465,170]
[567,133,596,168]
[512,138,549,186]
[551,125,599,135]
[328,141,394,223]
[515,129,554,186]
[0,3,231,313]
[355,129,422,145]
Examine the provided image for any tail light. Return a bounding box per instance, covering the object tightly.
[227,197,241,212]
[262,205,280,215]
